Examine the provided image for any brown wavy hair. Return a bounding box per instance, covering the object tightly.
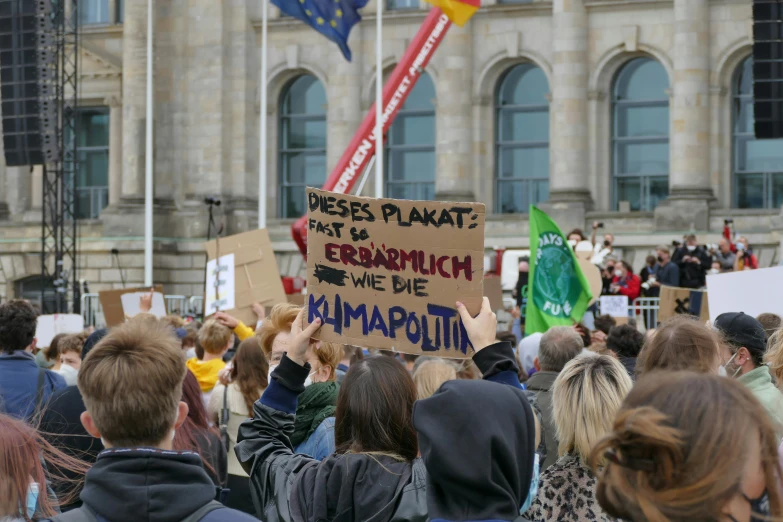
[0,413,90,519]
[590,372,783,522]
[230,337,269,416]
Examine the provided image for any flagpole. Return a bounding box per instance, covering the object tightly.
[258,0,268,229]
[374,0,383,199]
[144,0,154,287]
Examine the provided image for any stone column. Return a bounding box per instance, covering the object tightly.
[119,0,149,203]
[435,24,474,201]
[105,96,123,206]
[654,0,713,230]
[543,0,591,228]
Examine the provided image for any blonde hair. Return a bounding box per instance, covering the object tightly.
[765,328,783,388]
[257,303,300,357]
[414,359,457,400]
[161,315,186,329]
[197,319,232,355]
[313,341,344,382]
[553,354,632,464]
[78,320,186,448]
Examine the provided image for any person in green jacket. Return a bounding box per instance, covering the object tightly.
[716,312,783,430]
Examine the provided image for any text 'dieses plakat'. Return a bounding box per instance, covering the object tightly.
[305,188,485,358]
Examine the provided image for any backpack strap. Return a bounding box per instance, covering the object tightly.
[182,500,225,522]
[50,506,99,522]
[33,367,47,421]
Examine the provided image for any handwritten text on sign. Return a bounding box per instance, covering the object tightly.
[306,188,485,358]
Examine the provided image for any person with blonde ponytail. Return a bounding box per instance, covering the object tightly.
[591,372,783,522]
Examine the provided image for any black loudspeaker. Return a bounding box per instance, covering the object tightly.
[0,0,54,167]
[753,0,783,139]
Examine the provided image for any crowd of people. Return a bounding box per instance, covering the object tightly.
[2,288,783,521]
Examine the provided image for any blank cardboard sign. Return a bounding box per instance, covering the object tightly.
[305,188,485,358]
[205,229,287,328]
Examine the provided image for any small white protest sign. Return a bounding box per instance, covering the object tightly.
[600,295,629,318]
[35,314,84,348]
[205,253,236,314]
[120,292,167,318]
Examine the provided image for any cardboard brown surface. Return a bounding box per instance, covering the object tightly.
[305,188,485,358]
[98,285,165,327]
[484,276,504,311]
[658,286,710,323]
[205,228,288,327]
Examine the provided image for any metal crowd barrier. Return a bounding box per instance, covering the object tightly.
[632,297,660,329]
[80,293,206,328]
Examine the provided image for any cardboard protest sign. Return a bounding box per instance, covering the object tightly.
[98,285,165,327]
[658,286,710,323]
[706,267,783,323]
[204,229,287,328]
[35,314,84,348]
[305,188,485,358]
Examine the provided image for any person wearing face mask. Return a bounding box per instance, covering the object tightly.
[54,334,85,387]
[40,330,107,512]
[600,259,617,296]
[648,246,680,297]
[715,312,783,429]
[0,412,91,521]
[671,234,711,289]
[714,238,737,272]
[592,372,782,522]
[609,261,641,304]
[54,319,257,522]
[734,236,759,271]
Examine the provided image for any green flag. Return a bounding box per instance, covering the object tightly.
[525,206,593,335]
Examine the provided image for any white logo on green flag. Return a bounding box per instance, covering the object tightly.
[526,206,593,334]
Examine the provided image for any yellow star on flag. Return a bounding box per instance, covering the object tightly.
[330,19,337,27]
[305,8,311,14]
[336,8,343,17]
[316,16,324,24]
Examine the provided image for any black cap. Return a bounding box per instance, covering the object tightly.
[714,312,767,354]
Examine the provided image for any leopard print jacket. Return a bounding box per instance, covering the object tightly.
[524,453,615,522]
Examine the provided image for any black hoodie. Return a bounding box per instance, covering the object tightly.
[414,380,536,522]
[77,448,255,522]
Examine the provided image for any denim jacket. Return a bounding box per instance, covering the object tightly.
[294,416,335,461]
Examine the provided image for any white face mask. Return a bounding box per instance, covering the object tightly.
[687,245,697,252]
[719,352,741,378]
[709,268,721,275]
[56,363,79,386]
[614,269,623,278]
[267,364,278,384]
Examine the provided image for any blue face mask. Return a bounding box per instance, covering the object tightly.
[25,482,39,519]
[519,453,540,514]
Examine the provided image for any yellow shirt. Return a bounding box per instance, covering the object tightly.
[186,357,226,392]
[233,321,255,342]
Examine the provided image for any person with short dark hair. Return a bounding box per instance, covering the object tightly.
[757,313,782,340]
[715,312,783,427]
[593,315,616,336]
[649,245,680,295]
[0,299,66,422]
[606,324,645,378]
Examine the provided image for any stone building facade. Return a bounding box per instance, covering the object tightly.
[1,0,781,305]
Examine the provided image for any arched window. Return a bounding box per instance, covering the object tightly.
[385,72,435,200]
[733,56,783,208]
[278,75,327,218]
[495,63,550,214]
[612,57,669,211]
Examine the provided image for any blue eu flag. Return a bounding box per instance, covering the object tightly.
[272,0,369,61]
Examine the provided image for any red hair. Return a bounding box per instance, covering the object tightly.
[174,371,221,479]
[0,413,90,519]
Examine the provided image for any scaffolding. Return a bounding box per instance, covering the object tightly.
[40,0,79,313]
